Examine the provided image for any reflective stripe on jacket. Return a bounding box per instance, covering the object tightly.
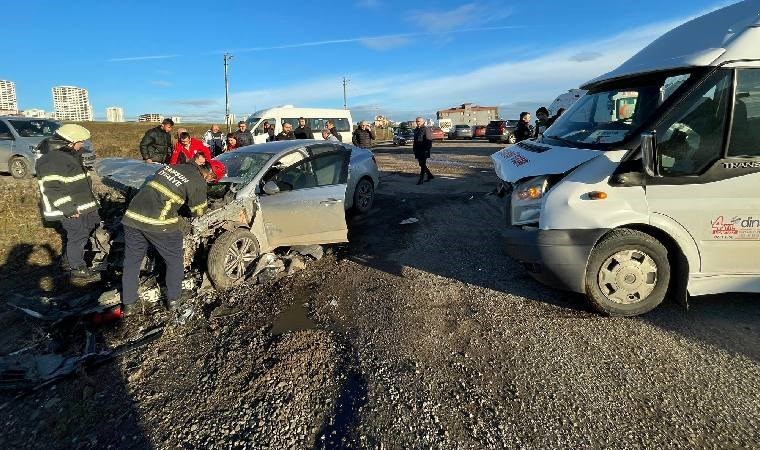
[121,162,208,233]
[35,141,98,220]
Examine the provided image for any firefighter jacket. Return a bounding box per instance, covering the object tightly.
[35,139,98,221]
[122,162,208,233]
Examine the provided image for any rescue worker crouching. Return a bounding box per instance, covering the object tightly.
[120,154,225,315]
[36,124,101,280]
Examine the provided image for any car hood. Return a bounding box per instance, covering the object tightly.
[490,142,602,183]
[95,158,161,190]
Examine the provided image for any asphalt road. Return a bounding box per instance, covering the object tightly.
[0,139,758,449]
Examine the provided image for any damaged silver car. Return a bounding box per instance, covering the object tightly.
[95,140,379,289]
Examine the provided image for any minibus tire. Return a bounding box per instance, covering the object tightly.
[584,229,670,317]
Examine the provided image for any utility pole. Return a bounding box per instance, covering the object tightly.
[224,53,233,132]
[342,77,350,110]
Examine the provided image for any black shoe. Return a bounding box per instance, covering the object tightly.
[163,291,193,310]
[426,174,434,181]
[70,267,100,280]
[416,179,424,185]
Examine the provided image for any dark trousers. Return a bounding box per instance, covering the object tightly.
[122,225,183,305]
[417,158,434,180]
[60,210,101,270]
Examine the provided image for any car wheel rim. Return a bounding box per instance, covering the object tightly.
[11,160,25,177]
[223,237,257,279]
[357,181,373,210]
[597,249,658,305]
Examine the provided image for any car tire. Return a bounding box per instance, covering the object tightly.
[352,177,375,214]
[507,134,517,144]
[584,229,670,317]
[207,228,260,289]
[10,156,30,179]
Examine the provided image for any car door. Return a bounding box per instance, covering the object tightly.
[257,146,351,247]
[0,121,14,172]
[645,68,760,284]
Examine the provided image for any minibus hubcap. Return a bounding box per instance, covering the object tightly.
[597,250,658,304]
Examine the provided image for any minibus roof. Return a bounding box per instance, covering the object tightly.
[583,0,760,89]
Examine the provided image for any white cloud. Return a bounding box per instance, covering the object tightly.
[408,2,512,32]
[359,36,410,51]
[108,54,179,62]
[150,80,173,88]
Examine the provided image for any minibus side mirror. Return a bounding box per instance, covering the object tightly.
[641,131,660,177]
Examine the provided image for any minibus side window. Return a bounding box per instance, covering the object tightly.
[254,118,275,135]
[656,69,732,176]
[727,69,760,158]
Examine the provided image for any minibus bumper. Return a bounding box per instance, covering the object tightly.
[503,227,608,293]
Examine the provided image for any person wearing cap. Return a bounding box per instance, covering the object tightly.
[35,124,101,280]
[233,121,253,147]
[293,117,314,140]
[120,153,223,315]
[352,121,375,148]
[139,118,174,163]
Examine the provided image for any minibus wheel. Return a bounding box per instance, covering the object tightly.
[584,229,670,316]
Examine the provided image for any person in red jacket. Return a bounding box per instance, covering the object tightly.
[169,131,212,165]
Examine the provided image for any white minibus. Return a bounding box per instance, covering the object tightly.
[245,106,353,144]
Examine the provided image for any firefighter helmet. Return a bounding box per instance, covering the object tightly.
[55,124,91,143]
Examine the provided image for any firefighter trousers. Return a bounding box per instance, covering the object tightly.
[121,225,183,305]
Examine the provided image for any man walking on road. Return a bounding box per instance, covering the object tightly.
[36,124,101,279]
[352,121,375,148]
[293,117,314,139]
[413,117,434,185]
[234,121,253,147]
[139,118,174,163]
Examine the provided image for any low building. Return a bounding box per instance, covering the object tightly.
[373,115,390,129]
[170,116,182,124]
[436,103,498,126]
[138,113,163,123]
[21,109,47,118]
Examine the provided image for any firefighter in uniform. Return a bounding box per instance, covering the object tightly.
[120,154,224,314]
[36,124,101,279]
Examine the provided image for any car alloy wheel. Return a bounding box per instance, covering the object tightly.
[10,157,29,179]
[223,236,258,280]
[353,178,374,214]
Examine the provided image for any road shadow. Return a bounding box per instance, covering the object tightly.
[346,177,760,363]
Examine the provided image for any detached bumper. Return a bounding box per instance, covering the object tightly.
[504,227,608,293]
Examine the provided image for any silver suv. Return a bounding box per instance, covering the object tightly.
[0,117,96,179]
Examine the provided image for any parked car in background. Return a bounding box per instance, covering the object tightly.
[430,126,446,141]
[0,117,95,179]
[473,125,487,139]
[449,124,474,140]
[97,140,380,288]
[485,120,520,144]
[393,127,415,145]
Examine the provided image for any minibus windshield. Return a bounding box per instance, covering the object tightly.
[545,72,693,149]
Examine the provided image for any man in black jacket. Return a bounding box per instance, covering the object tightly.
[352,121,375,148]
[36,124,100,279]
[275,122,296,141]
[412,117,434,185]
[514,112,534,142]
[293,117,314,139]
[120,153,216,314]
[139,118,174,163]
[234,121,253,147]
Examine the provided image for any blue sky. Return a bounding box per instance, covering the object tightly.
[3,0,732,122]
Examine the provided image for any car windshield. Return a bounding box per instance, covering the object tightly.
[8,120,59,137]
[214,151,274,185]
[544,72,693,149]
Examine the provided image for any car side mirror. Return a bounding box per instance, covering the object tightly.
[262,180,280,195]
[641,131,660,177]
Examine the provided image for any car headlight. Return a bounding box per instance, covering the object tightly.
[511,175,548,225]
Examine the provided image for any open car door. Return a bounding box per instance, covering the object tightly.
[257,144,351,247]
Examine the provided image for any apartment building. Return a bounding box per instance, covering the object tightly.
[52,86,93,121]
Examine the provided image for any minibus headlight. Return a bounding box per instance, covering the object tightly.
[511,176,548,225]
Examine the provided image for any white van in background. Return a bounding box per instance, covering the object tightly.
[245,106,353,144]
[493,0,760,317]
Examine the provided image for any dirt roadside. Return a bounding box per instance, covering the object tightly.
[0,140,758,449]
